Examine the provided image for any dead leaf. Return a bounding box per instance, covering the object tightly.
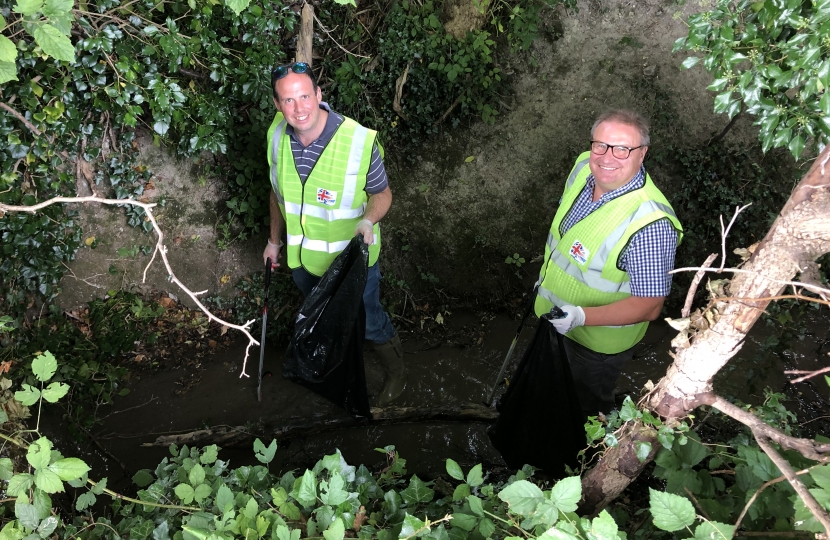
[220,274,231,284]
[208,340,217,348]
[0,361,11,374]
[353,506,367,531]
[220,325,229,336]
[160,296,177,309]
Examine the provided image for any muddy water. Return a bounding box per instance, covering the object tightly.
[43,307,829,495]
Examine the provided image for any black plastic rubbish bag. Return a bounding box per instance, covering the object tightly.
[283,236,371,419]
[487,314,585,476]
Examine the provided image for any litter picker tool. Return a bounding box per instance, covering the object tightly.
[258,257,272,402]
[485,288,564,407]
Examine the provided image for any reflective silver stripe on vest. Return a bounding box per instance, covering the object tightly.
[340,124,369,209]
[565,157,591,190]
[546,231,557,254]
[270,119,287,205]
[283,200,366,221]
[286,234,354,254]
[552,199,676,294]
[302,238,351,254]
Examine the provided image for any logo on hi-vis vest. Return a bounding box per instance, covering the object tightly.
[316,188,337,206]
[569,240,589,264]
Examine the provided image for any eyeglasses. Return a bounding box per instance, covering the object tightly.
[590,141,645,159]
[271,62,310,86]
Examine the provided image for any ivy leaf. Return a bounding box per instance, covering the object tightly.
[33,24,75,62]
[225,0,250,16]
[788,133,805,160]
[0,60,17,84]
[13,0,43,16]
[446,459,464,481]
[42,0,72,17]
[322,516,345,540]
[31,351,57,382]
[40,382,69,403]
[649,488,695,531]
[153,120,170,136]
[466,464,483,487]
[635,441,652,462]
[34,468,65,493]
[49,457,90,481]
[401,475,435,505]
[681,57,700,69]
[550,476,581,513]
[619,397,640,421]
[175,483,195,504]
[0,36,17,63]
[694,520,734,540]
[498,480,544,515]
[400,513,426,538]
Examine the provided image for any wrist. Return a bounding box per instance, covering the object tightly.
[267,238,284,248]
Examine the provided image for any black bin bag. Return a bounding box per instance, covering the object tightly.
[283,236,371,419]
[487,314,585,476]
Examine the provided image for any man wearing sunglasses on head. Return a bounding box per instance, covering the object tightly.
[534,109,683,419]
[263,62,405,406]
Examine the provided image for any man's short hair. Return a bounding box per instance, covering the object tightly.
[591,109,651,147]
[272,65,318,100]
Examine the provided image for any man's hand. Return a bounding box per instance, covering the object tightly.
[263,239,283,268]
[548,305,586,334]
[355,219,374,245]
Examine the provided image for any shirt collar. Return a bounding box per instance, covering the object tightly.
[284,102,344,145]
[585,165,646,201]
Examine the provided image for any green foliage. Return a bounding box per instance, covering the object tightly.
[207,268,301,344]
[674,0,830,159]
[646,398,826,534]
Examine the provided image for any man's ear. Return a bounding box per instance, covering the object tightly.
[272,95,281,111]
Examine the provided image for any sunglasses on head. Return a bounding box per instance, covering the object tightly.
[271,62,310,85]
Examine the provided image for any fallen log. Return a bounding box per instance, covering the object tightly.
[140,403,499,448]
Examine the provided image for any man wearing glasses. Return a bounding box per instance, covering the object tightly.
[534,109,683,418]
[263,62,405,406]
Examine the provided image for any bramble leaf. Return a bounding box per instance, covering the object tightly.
[649,488,695,531]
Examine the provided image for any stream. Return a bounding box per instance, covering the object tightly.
[42,306,830,497]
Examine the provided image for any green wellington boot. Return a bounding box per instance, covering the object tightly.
[375,332,406,406]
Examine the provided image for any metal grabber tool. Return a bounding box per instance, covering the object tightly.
[258,257,272,402]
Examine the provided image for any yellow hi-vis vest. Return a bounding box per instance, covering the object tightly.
[534,152,683,354]
[267,112,381,277]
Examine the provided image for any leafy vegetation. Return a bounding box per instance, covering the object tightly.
[674,0,830,160]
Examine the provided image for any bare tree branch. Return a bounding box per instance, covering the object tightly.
[786,365,830,384]
[670,266,830,298]
[755,436,830,534]
[0,195,259,377]
[719,204,752,272]
[682,253,718,318]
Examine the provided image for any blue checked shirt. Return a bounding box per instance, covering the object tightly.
[560,166,678,297]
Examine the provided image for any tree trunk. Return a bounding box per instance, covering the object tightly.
[579,146,830,514]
